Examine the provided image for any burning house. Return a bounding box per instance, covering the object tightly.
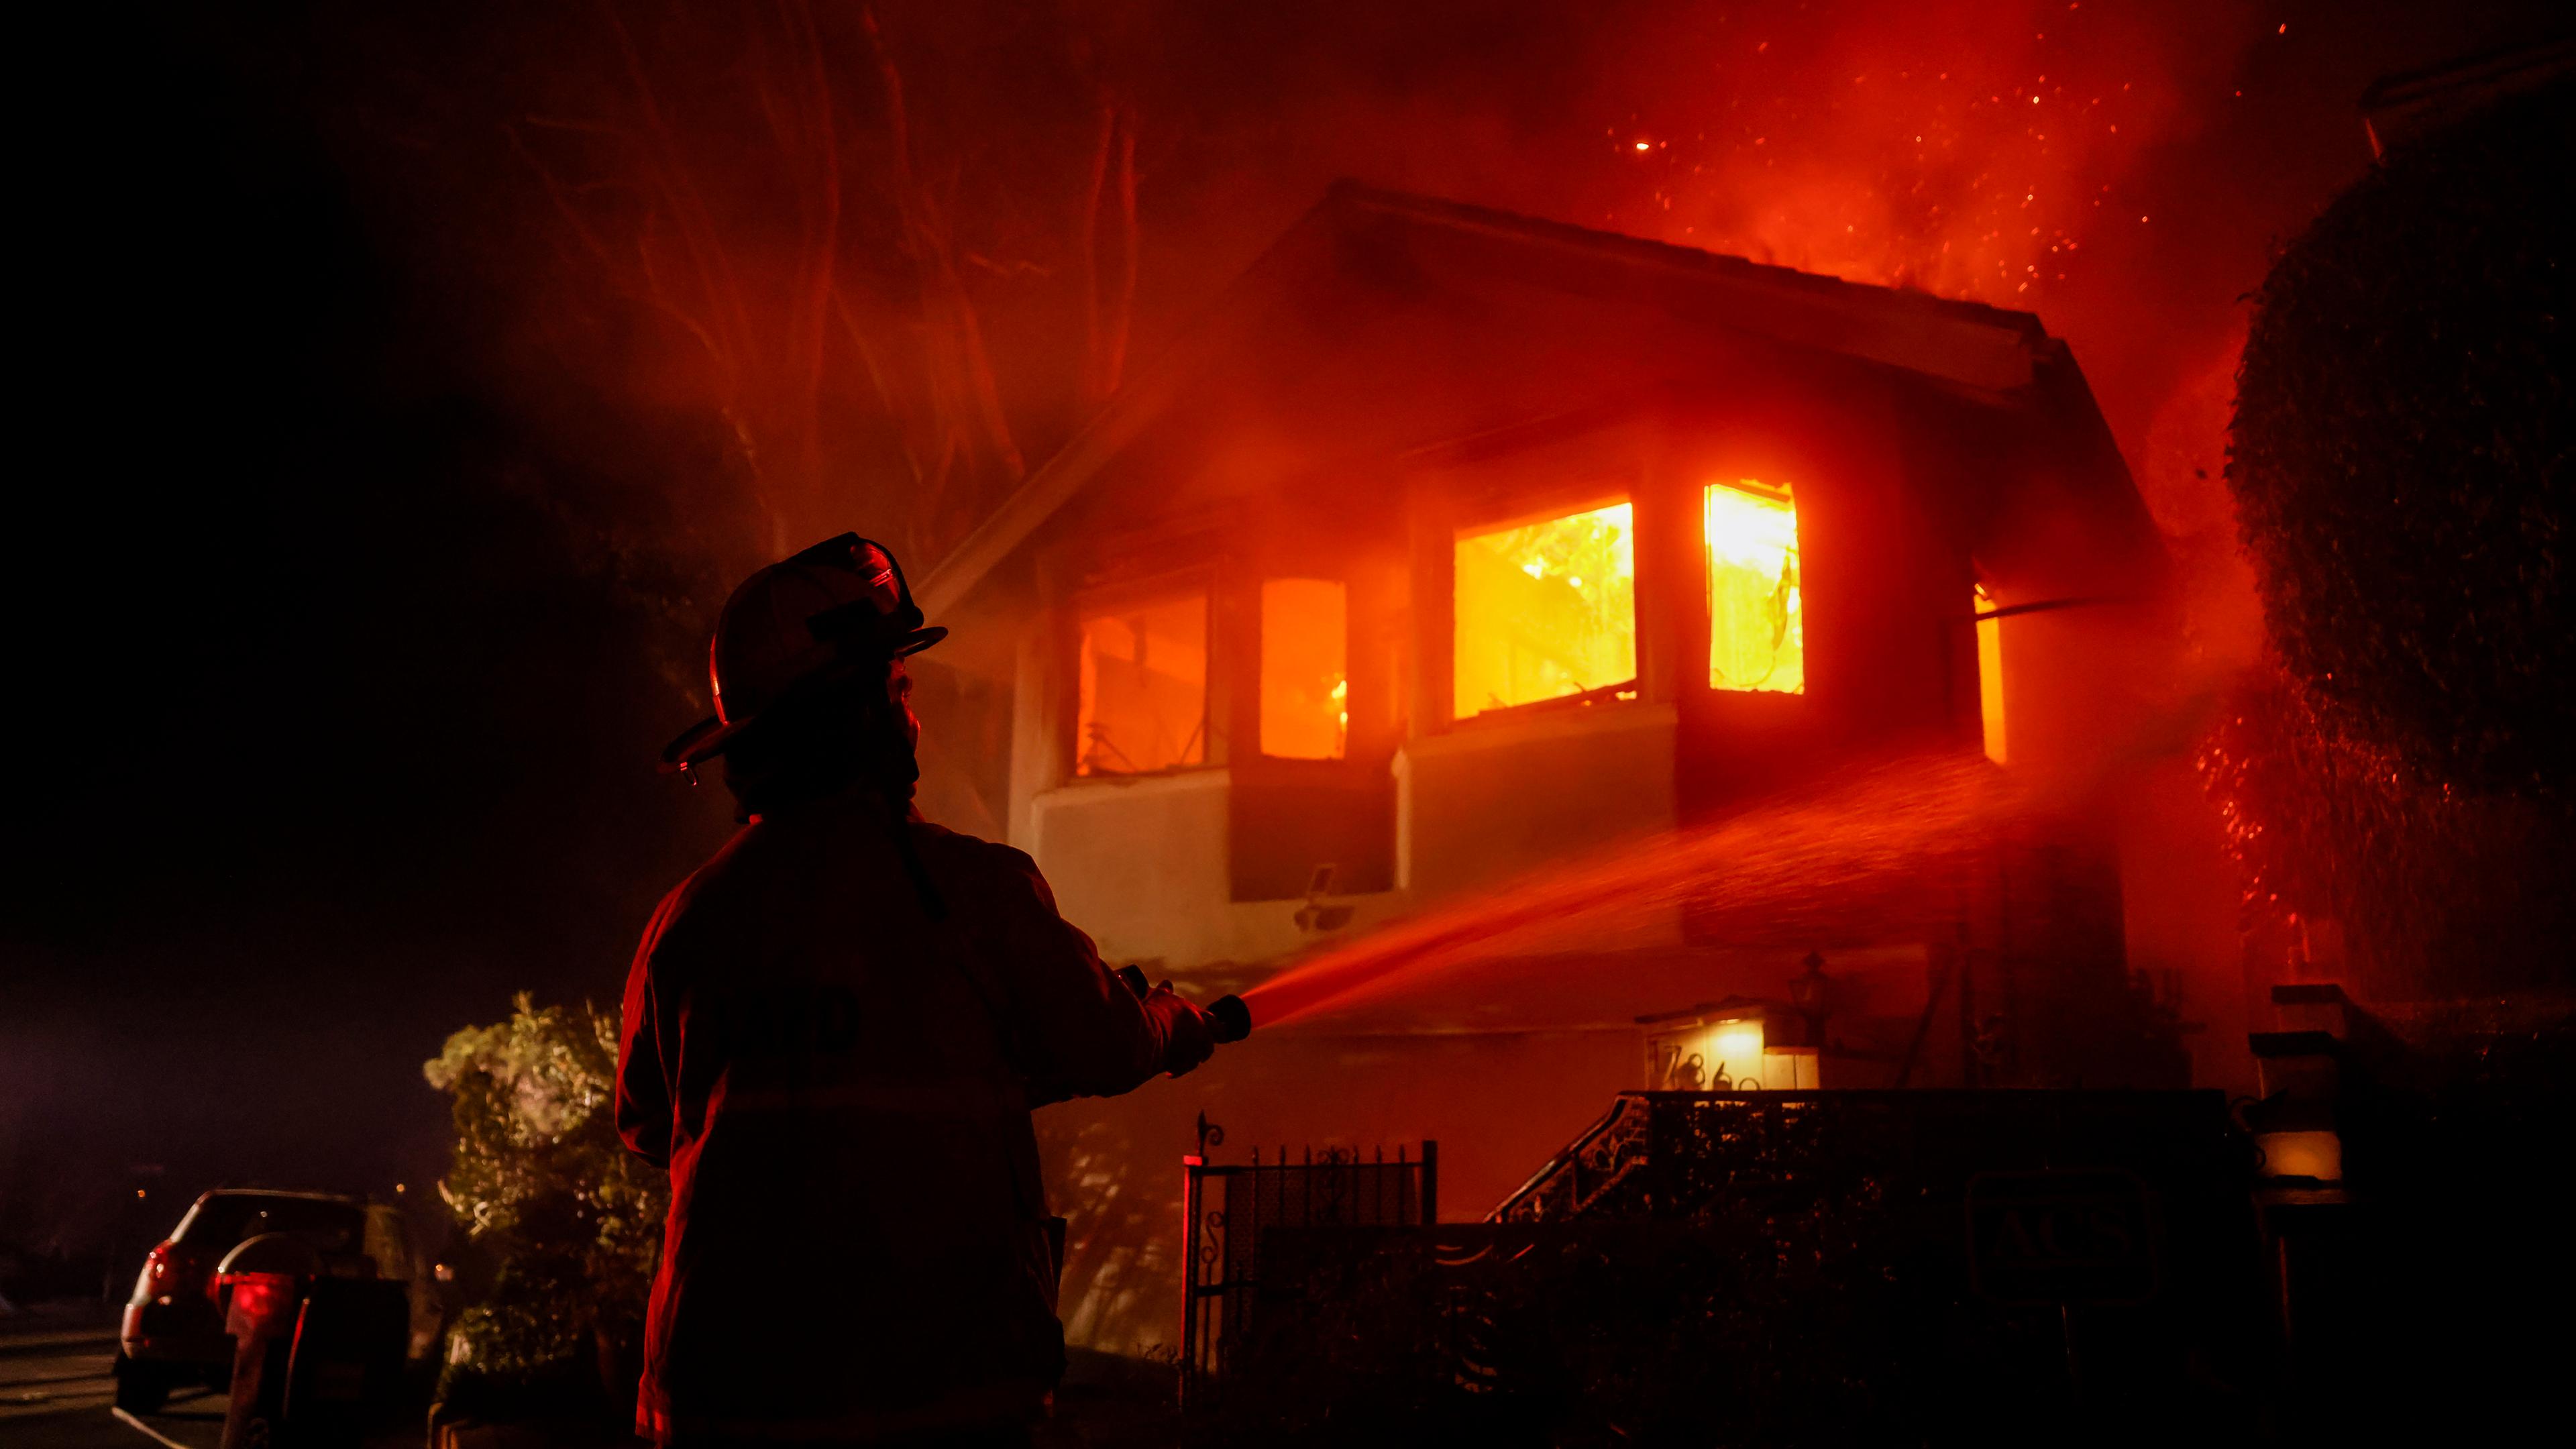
[911,183,2191,1354]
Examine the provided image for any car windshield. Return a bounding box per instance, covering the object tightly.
[176,1195,364,1253]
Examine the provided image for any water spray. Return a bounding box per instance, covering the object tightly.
[1236,682,2223,1031]
[1238,751,2037,1028]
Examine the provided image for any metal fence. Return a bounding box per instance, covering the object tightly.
[1181,1141,1436,1397]
[1493,1088,2246,1225]
[1214,1093,2269,1443]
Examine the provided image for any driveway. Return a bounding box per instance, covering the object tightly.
[0,1302,410,1449]
[2,1304,144,1449]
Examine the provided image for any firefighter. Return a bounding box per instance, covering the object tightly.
[618,535,1216,1448]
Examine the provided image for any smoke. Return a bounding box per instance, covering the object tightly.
[15,0,2557,1246]
[262,1,2553,596]
[279,6,2185,551]
[299,0,2554,638]
[1592,2,2246,296]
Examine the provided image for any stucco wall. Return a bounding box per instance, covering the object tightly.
[1030,769,1407,967]
[1395,702,1680,915]
[1032,771,1231,965]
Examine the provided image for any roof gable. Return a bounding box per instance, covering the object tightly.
[922,182,2078,616]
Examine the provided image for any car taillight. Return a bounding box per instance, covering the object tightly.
[219,1273,300,1339]
[129,1240,174,1304]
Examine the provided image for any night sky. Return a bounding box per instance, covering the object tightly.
[6,0,2559,1260]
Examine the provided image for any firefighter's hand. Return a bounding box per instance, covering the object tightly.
[1146,981,1218,1077]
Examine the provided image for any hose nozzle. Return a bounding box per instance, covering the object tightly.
[1114,966,1252,1045]
[1209,994,1252,1044]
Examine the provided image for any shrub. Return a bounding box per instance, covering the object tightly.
[2226,81,2573,799]
[2197,661,2574,992]
[423,994,665,1415]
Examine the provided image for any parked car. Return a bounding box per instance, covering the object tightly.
[115,1188,429,1413]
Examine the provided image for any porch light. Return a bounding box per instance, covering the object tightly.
[2248,1031,2345,1183]
[1642,1003,1768,1090]
[1705,480,1802,694]
[2255,1130,2344,1183]
[1642,996,1832,1091]
[1713,1019,1766,1084]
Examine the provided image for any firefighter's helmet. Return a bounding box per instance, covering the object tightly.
[659,534,945,771]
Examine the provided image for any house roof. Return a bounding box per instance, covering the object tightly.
[920,182,2080,617]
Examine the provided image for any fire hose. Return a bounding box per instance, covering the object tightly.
[1115,965,1252,1044]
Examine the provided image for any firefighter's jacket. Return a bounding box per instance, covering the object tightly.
[616,785,1207,1443]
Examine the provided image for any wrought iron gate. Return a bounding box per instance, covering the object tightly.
[1180,1139,1436,1399]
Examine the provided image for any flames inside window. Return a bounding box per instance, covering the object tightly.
[1975,582,2006,765]
[1705,480,1803,694]
[1453,502,1638,720]
[1076,593,1208,775]
[1260,578,1348,760]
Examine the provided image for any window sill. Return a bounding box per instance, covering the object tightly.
[1411,700,1678,759]
[1055,764,1231,793]
[1453,677,1646,731]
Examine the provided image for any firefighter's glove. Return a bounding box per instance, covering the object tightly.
[1146,982,1218,1077]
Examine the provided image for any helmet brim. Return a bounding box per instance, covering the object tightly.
[657,625,945,772]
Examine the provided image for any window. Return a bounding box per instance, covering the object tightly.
[1974,582,2006,765]
[1453,502,1637,720]
[364,1207,414,1281]
[175,1194,363,1253]
[1705,480,1803,694]
[1076,593,1208,775]
[1260,579,1347,759]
